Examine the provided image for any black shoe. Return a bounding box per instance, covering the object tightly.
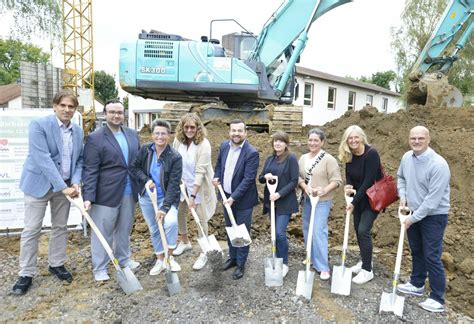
[232,266,245,280]
[12,276,33,295]
[48,265,73,283]
[221,258,237,271]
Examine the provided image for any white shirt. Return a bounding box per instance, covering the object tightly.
[177,142,201,203]
[56,117,73,180]
[223,140,245,194]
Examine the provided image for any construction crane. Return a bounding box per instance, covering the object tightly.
[62,0,96,135]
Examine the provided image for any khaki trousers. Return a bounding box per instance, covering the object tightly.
[178,201,208,238]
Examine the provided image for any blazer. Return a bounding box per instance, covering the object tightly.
[82,126,141,207]
[214,140,259,210]
[20,114,84,198]
[258,153,299,215]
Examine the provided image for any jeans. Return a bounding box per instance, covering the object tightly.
[274,214,291,265]
[139,193,178,255]
[223,205,253,267]
[302,198,332,272]
[407,214,448,305]
[353,207,378,271]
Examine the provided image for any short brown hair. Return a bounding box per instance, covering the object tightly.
[53,90,79,107]
[272,130,290,163]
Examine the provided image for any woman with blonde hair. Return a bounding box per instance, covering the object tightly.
[172,113,217,270]
[338,125,382,284]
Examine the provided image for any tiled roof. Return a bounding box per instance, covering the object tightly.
[0,84,21,105]
[296,66,401,97]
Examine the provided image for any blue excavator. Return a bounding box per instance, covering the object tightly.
[119,0,352,129]
[407,0,473,107]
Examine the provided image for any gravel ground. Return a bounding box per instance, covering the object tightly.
[1,231,470,322]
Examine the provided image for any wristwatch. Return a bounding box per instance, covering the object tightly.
[190,194,197,199]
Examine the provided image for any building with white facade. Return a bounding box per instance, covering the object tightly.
[127,65,403,129]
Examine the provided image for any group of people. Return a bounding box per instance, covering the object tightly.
[11,91,450,314]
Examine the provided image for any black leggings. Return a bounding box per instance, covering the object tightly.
[353,208,378,271]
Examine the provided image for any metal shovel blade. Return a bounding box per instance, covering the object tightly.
[296,270,315,299]
[331,265,352,296]
[115,266,143,295]
[379,291,405,317]
[226,224,251,247]
[264,257,283,287]
[165,270,181,296]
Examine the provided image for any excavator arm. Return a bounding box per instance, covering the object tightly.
[407,0,473,107]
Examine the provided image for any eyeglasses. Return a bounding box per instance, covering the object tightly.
[107,111,124,116]
[409,137,426,142]
[153,131,169,137]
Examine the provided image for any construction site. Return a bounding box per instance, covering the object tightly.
[0,0,473,322]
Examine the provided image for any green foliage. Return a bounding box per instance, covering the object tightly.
[94,71,118,103]
[391,0,473,97]
[0,0,61,40]
[357,71,397,90]
[123,95,129,110]
[0,38,50,85]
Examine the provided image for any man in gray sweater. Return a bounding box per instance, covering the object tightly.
[396,126,450,313]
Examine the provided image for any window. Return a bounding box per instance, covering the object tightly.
[366,94,373,106]
[327,87,336,109]
[348,91,356,110]
[150,113,159,122]
[382,97,388,112]
[304,83,313,107]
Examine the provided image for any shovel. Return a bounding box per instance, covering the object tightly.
[331,190,356,296]
[65,195,143,295]
[264,177,284,287]
[217,184,252,247]
[296,194,320,299]
[179,183,223,269]
[145,183,181,296]
[379,207,412,317]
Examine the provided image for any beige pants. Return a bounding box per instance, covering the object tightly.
[178,201,208,238]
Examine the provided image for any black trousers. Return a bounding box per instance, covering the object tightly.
[353,207,378,271]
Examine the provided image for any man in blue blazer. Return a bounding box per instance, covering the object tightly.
[12,91,84,295]
[213,119,259,280]
[82,99,141,281]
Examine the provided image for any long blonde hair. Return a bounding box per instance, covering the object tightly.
[338,125,369,163]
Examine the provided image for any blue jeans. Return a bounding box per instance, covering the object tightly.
[275,214,291,265]
[139,193,178,255]
[407,214,448,305]
[223,205,253,267]
[302,198,332,272]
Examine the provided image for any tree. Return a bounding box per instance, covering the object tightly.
[356,71,397,90]
[123,95,129,110]
[0,38,50,85]
[391,0,473,96]
[94,71,118,103]
[0,1,61,40]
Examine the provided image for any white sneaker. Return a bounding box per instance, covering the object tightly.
[172,241,192,256]
[124,260,141,271]
[397,282,424,296]
[320,271,331,281]
[150,259,165,276]
[192,253,208,270]
[352,269,374,284]
[282,264,289,278]
[94,271,110,281]
[418,298,444,313]
[350,261,362,274]
[169,256,181,272]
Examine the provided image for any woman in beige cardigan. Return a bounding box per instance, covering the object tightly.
[298,128,342,280]
[172,113,217,270]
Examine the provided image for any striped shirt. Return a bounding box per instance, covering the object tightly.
[57,118,73,180]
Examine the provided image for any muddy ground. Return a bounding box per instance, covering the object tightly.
[0,105,472,321]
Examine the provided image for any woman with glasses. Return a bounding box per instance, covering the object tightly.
[130,119,183,275]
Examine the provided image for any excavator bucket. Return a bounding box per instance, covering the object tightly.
[407,74,463,108]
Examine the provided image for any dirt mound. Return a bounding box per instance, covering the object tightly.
[191,105,473,316]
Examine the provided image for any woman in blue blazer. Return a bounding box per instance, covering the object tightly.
[258,131,299,278]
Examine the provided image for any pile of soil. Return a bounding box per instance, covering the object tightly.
[163,105,473,316]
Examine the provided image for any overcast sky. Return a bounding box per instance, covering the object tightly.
[1,0,405,82]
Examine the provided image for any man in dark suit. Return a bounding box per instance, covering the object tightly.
[213,119,259,280]
[12,90,83,295]
[82,99,141,281]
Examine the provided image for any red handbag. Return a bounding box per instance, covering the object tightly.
[366,164,399,212]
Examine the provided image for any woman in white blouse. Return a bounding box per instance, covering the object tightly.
[172,113,217,270]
